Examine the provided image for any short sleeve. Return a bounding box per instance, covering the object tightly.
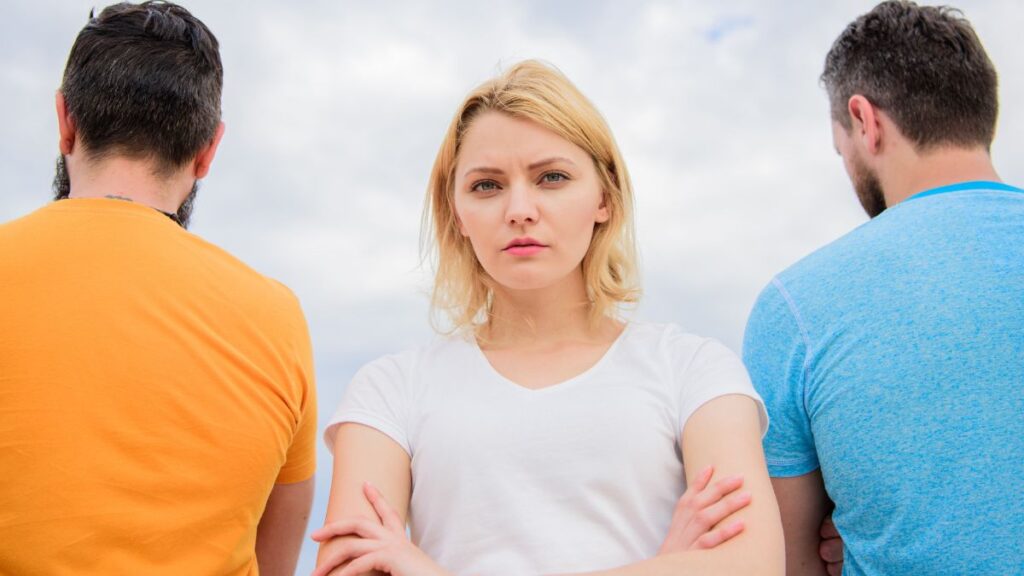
[673,331,769,438]
[323,352,414,457]
[743,279,819,477]
[276,306,317,484]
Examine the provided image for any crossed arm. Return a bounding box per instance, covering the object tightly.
[315,394,784,576]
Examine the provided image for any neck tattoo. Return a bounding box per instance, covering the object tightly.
[100,194,182,225]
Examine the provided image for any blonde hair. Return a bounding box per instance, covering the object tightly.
[423,60,639,334]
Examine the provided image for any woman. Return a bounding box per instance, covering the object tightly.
[314,60,783,576]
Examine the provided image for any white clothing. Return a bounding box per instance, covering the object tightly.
[325,321,767,576]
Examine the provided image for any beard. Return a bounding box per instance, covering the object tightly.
[52,155,70,201]
[850,153,887,218]
[175,184,197,229]
[52,155,198,229]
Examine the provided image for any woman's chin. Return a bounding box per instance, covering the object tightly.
[491,274,560,293]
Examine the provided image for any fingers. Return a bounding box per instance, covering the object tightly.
[675,466,714,511]
[819,513,844,567]
[311,539,381,576]
[364,481,404,533]
[311,516,387,542]
[334,552,382,576]
[694,519,745,549]
[819,534,844,563]
[820,514,840,539]
[673,473,743,524]
[826,561,843,576]
[688,490,752,537]
[674,474,745,528]
[692,474,745,510]
[692,465,715,492]
[663,473,747,552]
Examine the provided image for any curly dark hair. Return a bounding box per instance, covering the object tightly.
[822,1,997,151]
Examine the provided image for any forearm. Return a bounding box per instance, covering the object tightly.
[318,424,413,576]
[771,473,831,576]
[256,478,314,576]
[560,546,783,576]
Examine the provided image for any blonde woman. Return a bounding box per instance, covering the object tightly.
[314,61,783,576]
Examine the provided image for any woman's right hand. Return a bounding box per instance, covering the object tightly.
[311,482,451,576]
[658,465,751,553]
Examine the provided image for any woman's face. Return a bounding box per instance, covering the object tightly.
[453,111,609,292]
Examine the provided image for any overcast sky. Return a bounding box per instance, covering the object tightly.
[3,1,1022,572]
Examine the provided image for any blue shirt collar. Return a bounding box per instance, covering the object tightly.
[907,180,1023,202]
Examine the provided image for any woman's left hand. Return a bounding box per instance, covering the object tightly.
[311,482,451,576]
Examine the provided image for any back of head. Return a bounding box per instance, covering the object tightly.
[61,1,223,176]
[822,0,998,151]
[425,60,639,333]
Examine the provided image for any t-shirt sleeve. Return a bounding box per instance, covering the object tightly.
[323,352,414,457]
[276,306,317,484]
[673,330,769,439]
[743,279,819,477]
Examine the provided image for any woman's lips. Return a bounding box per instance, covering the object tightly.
[504,245,546,256]
[503,237,547,256]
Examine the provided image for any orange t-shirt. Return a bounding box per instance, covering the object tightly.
[0,198,316,575]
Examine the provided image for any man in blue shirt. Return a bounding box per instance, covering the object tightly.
[743,2,1024,575]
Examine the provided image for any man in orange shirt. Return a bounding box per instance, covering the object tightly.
[0,3,316,575]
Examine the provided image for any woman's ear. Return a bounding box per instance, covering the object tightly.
[595,193,611,224]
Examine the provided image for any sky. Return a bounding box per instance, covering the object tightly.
[2,1,1022,573]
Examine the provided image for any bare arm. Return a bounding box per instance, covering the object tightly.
[570,394,784,576]
[316,423,412,576]
[771,471,832,576]
[255,477,314,576]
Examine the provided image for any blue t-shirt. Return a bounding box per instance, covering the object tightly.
[743,181,1024,575]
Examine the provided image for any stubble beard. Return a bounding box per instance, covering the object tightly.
[851,153,887,219]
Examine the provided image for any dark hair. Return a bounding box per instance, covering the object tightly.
[61,1,222,175]
[822,0,998,151]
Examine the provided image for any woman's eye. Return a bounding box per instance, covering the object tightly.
[541,172,568,184]
[471,180,499,192]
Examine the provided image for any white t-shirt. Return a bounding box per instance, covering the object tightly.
[325,321,767,576]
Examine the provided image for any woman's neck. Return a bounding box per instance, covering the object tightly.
[483,270,618,348]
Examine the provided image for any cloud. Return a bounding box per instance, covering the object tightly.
[3,1,1022,572]
[703,15,756,44]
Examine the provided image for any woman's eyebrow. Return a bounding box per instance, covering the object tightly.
[463,157,577,178]
[528,157,577,170]
[463,166,505,178]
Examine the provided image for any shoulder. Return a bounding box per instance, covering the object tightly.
[350,346,423,385]
[0,203,61,257]
[189,233,299,302]
[349,333,473,390]
[169,229,315,344]
[623,321,743,377]
[630,322,768,434]
[623,320,707,351]
[769,204,924,303]
[745,217,887,340]
[327,335,472,452]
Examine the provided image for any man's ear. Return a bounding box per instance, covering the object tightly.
[192,121,225,180]
[56,91,76,155]
[847,95,882,155]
